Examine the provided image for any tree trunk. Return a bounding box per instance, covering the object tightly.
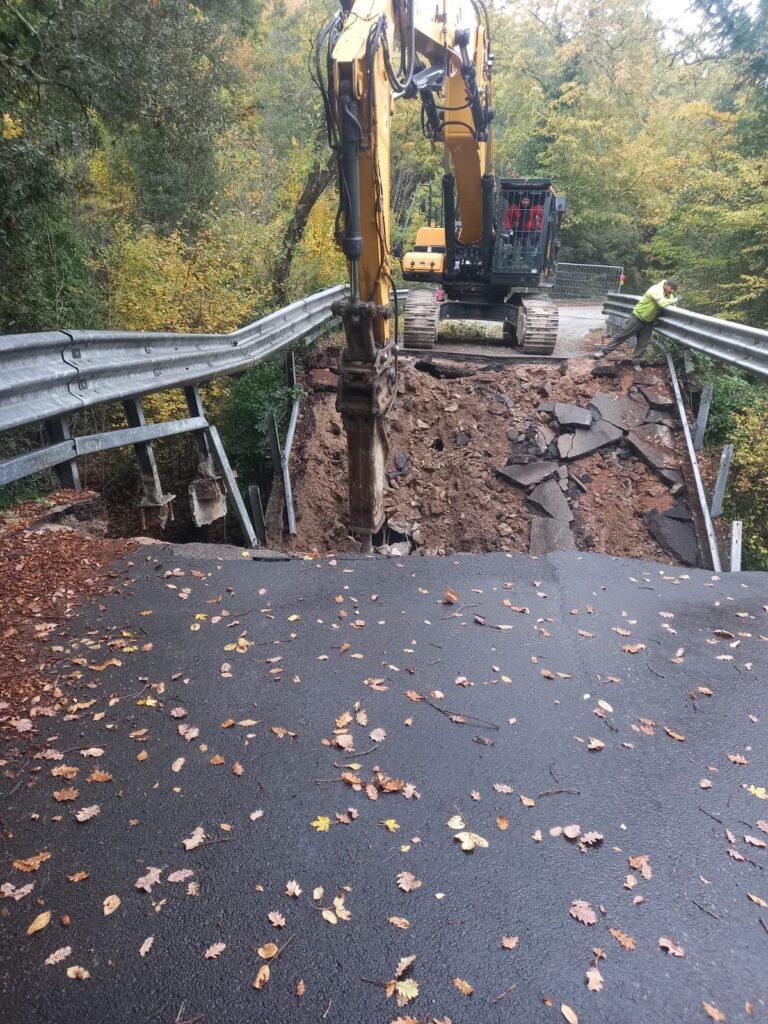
[272,154,336,306]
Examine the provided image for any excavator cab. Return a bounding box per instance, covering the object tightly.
[492,179,564,291]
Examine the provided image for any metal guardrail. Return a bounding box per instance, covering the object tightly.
[603,293,768,379]
[0,285,347,434]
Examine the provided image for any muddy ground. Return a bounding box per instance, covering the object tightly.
[266,340,687,564]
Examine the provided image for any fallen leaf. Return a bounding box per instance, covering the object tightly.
[183,826,207,851]
[79,748,105,758]
[167,869,194,883]
[501,936,519,949]
[45,946,72,966]
[268,911,286,928]
[621,643,646,654]
[205,942,226,959]
[664,727,686,742]
[570,900,597,926]
[561,1004,579,1024]
[139,936,154,957]
[520,795,535,808]
[563,824,581,840]
[295,979,305,997]
[257,942,278,959]
[628,854,652,880]
[135,867,162,893]
[586,965,604,992]
[75,805,100,822]
[442,588,460,605]
[702,1002,725,1022]
[86,770,112,783]
[103,894,121,916]
[67,872,88,884]
[27,911,51,936]
[66,966,90,980]
[496,816,509,831]
[454,830,489,852]
[658,937,685,957]
[493,783,514,794]
[369,727,386,743]
[311,815,331,833]
[609,927,636,951]
[286,879,302,898]
[587,737,605,752]
[397,871,422,892]
[453,977,473,995]
[394,978,419,1004]
[728,753,748,765]
[53,788,78,802]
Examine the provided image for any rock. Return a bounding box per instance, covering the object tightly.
[627,424,679,471]
[591,365,620,379]
[394,452,409,472]
[453,431,471,448]
[537,380,553,398]
[637,385,675,411]
[538,402,555,414]
[646,507,700,566]
[643,409,677,428]
[528,479,574,522]
[589,392,647,431]
[557,420,624,460]
[308,368,338,391]
[552,402,593,429]
[495,392,515,409]
[496,461,558,488]
[556,466,568,480]
[529,516,577,556]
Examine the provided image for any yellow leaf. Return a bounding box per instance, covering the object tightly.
[520,795,535,808]
[453,977,474,995]
[103,894,121,916]
[311,815,331,832]
[446,814,465,830]
[321,908,338,924]
[746,785,768,800]
[287,614,301,622]
[394,978,419,1002]
[27,911,51,936]
[454,830,488,851]
[253,964,270,989]
[257,943,278,959]
[380,818,400,832]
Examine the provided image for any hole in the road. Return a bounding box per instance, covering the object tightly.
[431,437,444,452]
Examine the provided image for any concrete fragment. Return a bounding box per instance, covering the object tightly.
[627,424,679,471]
[529,517,576,556]
[496,461,558,488]
[528,479,574,522]
[646,507,700,566]
[589,392,647,431]
[552,402,593,429]
[557,421,623,460]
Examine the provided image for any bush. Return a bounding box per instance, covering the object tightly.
[726,403,768,570]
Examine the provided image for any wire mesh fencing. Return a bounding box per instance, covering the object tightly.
[552,263,624,302]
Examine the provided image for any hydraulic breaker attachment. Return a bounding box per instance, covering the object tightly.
[332,298,397,550]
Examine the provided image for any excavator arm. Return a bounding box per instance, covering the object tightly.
[315,0,494,547]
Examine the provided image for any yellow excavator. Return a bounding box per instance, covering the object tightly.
[314,0,565,548]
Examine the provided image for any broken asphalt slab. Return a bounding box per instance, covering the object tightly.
[527,479,573,523]
[528,517,576,555]
[557,420,624,461]
[496,461,558,488]
[589,393,647,432]
[2,547,767,1024]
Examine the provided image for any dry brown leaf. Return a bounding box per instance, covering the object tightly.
[86,770,112,783]
[183,826,206,851]
[135,866,162,893]
[231,762,244,776]
[728,753,748,765]
[586,965,604,992]
[139,936,154,957]
[609,927,636,951]
[45,946,72,966]
[563,824,581,840]
[570,900,597,925]
[442,588,460,605]
[587,737,605,752]
[388,916,410,929]
[205,942,226,959]
[702,1002,725,1022]
[453,977,474,996]
[67,871,88,883]
[561,1004,579,1024]
[745,835,766,848]
[501,935,519,949]
[658,937,685,957]
[103,894,121,916]
[295,979,305,997]
[285,879,302,898]
[621,643,646,654]
[397,871,421,892]
[664,726,685,742]
[75,804,100,822]
[257,942,278,959]
[520,795,535,808]
[394,954,417,979]
[53,788,78,802]
[51,765,78,779]
[13,851,51,873]
[66,965,90,980]
[253,965,270,989]
[747,892,768,908]
[167,869,194,883]
[493,783,514,794]
[496,816,509,831]
[628,854,652,881]
[268,911,286,928]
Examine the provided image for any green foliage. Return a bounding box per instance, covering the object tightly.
[725,402,768,570]
[689,357,767,446]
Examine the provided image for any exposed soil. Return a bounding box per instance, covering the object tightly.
[0,491,134,715]
[266,345,687,563]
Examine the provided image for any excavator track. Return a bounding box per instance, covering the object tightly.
[402,289,439,349]
[518,297,559,355]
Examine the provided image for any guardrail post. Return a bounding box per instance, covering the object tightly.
[183,385,229,530]
[43,416,81,490]
[266,412,297,536]
[202,425,258,548]
[710,443,734,518]
[248,485,267,545]
[122,397,175,530]
[693,382,713,451]
[730,520,743,572]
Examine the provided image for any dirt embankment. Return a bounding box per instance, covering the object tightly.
[266,345,687,564]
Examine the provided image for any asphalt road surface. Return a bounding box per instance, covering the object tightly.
[2,547,767,1024]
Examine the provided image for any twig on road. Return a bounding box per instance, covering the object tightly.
[423,697,499,730]
[491,985,517,1004]
[691,899,720,920]
[538,788,580,798]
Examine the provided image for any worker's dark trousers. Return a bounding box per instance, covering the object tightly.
[604,314,654,358]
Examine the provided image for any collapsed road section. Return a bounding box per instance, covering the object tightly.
[266,345,702,566]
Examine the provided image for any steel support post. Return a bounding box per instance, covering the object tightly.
[266,413,297,536]
[43,416,81,490]
[203,425,258,548]
[693,382,713,451]
[710,444,734,518]
[248,485,267,545]
[730,520,743,572]
[122,397,175,530]
[184,386,229,529]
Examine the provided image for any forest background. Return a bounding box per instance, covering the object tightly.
[1,0,767,562]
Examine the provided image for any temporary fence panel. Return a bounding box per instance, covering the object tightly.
[553,263,624,302]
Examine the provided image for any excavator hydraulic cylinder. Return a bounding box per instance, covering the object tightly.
[339,79,364,269]
[443,173,456,275]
